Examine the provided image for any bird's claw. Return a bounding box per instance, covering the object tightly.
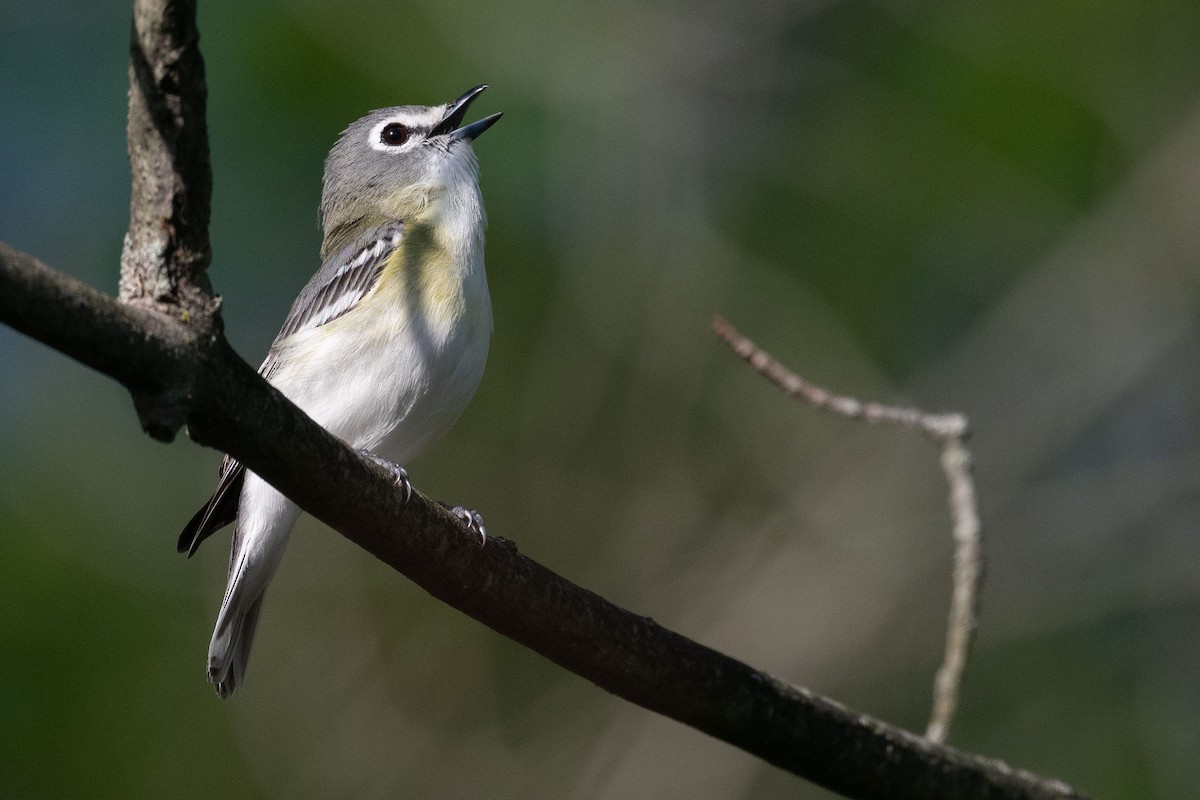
[450,506,487,546]
[360,451,412,504]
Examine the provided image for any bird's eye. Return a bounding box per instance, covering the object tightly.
[379,123,410,147]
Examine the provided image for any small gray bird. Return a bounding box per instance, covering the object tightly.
[179,85,501,698]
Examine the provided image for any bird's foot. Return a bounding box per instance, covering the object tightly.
[360,450,412,504]
[442,503,487,545]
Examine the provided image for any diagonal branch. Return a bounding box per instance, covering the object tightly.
[1,246,1085,800]
[712,315,984,745]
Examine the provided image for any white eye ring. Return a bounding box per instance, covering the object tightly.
[369,116,423,152]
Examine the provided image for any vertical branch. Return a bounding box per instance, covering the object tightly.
[712,315,984,744]
[121,0,216,322]
[927,433,983,743]
[120,0,218,440]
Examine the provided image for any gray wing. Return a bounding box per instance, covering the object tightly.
[178,220,405,556]
[274,220,405,341]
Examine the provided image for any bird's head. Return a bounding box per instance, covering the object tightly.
[320,85,501,255]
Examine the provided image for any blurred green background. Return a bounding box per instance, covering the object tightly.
[3,1,1199,797]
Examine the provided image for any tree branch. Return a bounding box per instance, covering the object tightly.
[0,245,1087,800]
[122,0,214,312]
[712,315,984,745]
[121,0,219,439]
[0,243,195,394]
[0,1,1088,798]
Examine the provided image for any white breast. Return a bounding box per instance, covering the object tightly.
[271,172,492,466]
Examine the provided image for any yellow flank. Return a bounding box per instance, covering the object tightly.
[373,221,465,331]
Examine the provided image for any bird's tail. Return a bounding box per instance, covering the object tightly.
[202,474,299,698]
[207,576,267,699]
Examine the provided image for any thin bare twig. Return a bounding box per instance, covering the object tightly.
[712,315,983,745]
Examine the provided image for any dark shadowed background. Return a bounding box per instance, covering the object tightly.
[2,1,1198,798]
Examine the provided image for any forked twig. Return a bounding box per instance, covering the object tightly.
[712,315,982,744]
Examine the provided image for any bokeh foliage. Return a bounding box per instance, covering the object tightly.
[2,1,1199,798]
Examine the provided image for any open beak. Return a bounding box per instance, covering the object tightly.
[431,84,503,142]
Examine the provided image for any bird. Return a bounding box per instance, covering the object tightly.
[178,85,501,698]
